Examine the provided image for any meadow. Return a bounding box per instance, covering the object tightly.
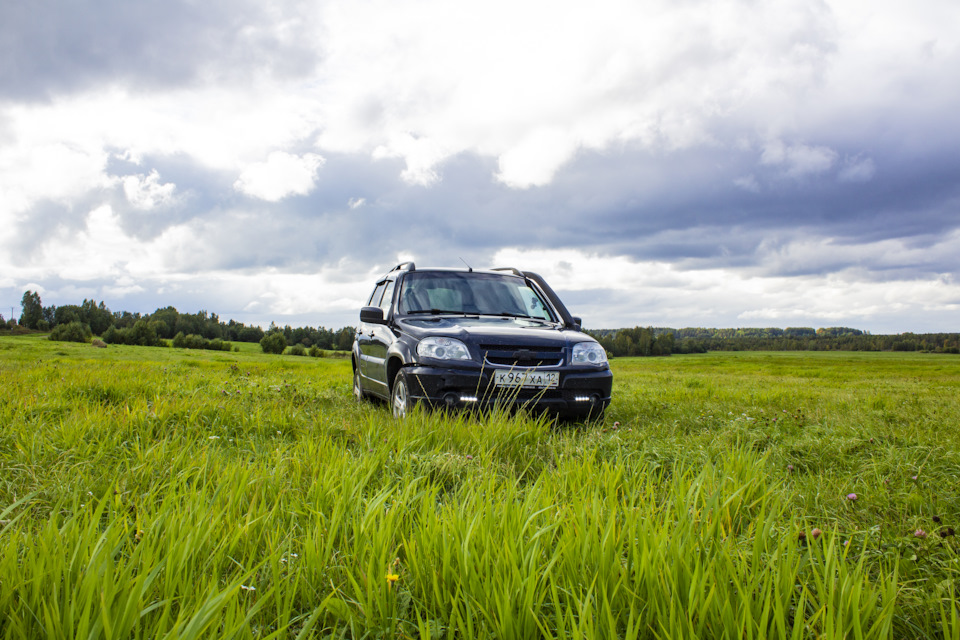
[1,334,960,638]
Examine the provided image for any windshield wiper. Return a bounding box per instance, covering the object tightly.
[483,312,556,324]
[406,309,469,315]
[475,311,528,318]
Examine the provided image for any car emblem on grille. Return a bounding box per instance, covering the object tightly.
[513,349,535,360]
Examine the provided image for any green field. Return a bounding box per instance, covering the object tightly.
[2,334,960,638]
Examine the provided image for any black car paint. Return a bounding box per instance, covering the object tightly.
[353,267,612,419]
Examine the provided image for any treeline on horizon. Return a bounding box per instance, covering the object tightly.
[3,290,957,356]
[3,291,354,353]
[588,326,960,357]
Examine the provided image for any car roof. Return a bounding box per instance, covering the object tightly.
[379,263,524,280]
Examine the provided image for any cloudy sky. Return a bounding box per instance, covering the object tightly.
[2,0,958,333]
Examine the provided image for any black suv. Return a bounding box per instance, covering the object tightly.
[352,263,612,420]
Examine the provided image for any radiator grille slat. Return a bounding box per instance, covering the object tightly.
[480,344,565,368]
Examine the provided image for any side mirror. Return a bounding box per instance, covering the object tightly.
[360,306,385,324]
[571,316,583,331]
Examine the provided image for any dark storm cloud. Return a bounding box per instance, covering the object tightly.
[0,0,318,99]
[10,130,959,289]
[178,138,959,281]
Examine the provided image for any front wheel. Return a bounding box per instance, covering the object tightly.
[391,370,413,419]
[353,366,366,402]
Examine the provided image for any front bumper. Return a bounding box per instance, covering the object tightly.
[402,364,612,419]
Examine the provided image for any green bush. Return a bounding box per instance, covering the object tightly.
[287,343,307,356]
[48,321,92,343]
[260,332,287,355]
[103,320,161,346]
[172,332,233,351]
[308,345,325,358]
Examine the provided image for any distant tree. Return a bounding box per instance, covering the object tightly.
[658,331,675,354]
[19,291,43,329]
[238,326,265,342]
[101,325,121,344]
[54,305,83,326]
[130,320,161,346]
[150,306,180,339]
[290,326,311,347]
[113,311,140,329]
[260,332,287,354]
[82,299,114,335]
[335,328,353,351]
[202,312,222,339]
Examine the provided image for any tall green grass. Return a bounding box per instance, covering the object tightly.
[1,336,959,638]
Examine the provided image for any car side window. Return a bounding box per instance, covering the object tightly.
[368,282,387,307]
[379,280,396,315]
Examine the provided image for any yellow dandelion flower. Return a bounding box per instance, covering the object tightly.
[386,573,399,589]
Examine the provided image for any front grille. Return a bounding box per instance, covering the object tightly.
[480,344,564,368]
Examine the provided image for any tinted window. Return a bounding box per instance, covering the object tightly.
[397,272,555,320]
[368,282,387,307]
[379,280,396,314]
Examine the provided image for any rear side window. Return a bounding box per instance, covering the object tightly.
[367,282,387,306]
[379,280,396,314]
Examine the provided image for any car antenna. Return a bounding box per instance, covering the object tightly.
[459,257,473,272]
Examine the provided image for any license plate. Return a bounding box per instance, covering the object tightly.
[493,370,559,389]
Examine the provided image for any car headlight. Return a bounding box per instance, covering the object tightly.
[417,337,471,361]
[571,341,608,366]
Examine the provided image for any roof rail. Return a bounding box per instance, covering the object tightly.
[491,267,523,277]
[389,262,416,273]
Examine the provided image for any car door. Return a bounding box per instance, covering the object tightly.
[357,281,386,383]
[366,278,396,391]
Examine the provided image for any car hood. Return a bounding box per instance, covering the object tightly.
[398,316,594,347]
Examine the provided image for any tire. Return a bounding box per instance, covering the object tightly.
[391,370,413,419]
[353,366,366,402]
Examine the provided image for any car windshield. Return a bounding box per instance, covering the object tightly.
[397,272,556,321]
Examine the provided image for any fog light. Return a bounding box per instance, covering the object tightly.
[460,394,478,403]
[574,395,592,403]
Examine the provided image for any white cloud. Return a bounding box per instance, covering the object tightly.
[313,0,839,186]
[761,140,838,177]
[496,128,578,189]
[123,170,177,210]
[372,133,445,186]
[492,245,960,331]
[0,142,113,215]
[43,205,134,281]
[233,151,325,201]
